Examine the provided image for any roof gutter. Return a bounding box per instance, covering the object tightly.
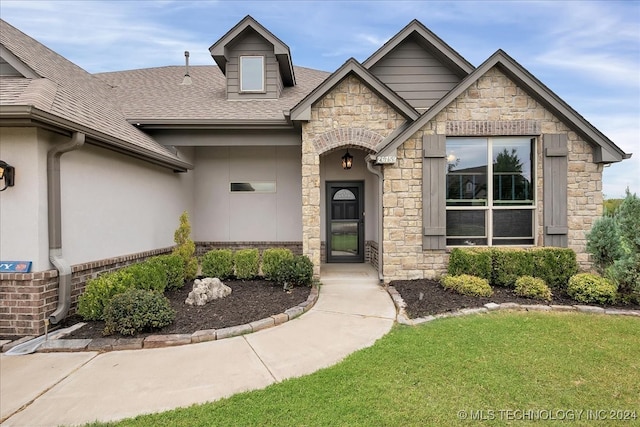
[130,118,293,131]
[47,132,85,325]
[0,105,192,172]
[366,155,384,283]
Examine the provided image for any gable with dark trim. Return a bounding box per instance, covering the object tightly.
[377,50,630,164]
[290,58,420,123]
[209,15,295,87]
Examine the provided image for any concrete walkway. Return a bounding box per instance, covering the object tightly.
[0,264,396,426]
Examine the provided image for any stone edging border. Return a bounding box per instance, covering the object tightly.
[386,286,640,326]
[1,285,320,354]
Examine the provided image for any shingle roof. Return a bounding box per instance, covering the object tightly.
[0,19,189,170]
[95,65,329,124]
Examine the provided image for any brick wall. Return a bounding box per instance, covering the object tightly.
[0,247,173,337]
[196,241,303,257]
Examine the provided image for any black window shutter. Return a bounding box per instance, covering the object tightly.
[422,134,447,250]
[543,134,568,247]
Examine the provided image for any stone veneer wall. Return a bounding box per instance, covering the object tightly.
[382,67,602,281]
[0,247,172,337]
[301,75,407,277]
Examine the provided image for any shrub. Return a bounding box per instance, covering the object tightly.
[607,190,640,302]
[147,254,185,290]
[291,255,314,287]
[124,262,167,293]
[567,273,617,305]
[491,249,534,287]
[531,248,578,290]
[201,249,234,280]
[273,255,314,288]
[448,248,492,281]
[77,269,135,320]
[172,211,198,281]
[514,276,552,301]
[103,289,175,336]
[441,274,493,297]
[234,249,260,280]
[586,215,623,274]
[616,190,640,254]
[606,254,640,304]
[262,248,294,280]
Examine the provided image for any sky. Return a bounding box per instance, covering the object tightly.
[2,0,639,198]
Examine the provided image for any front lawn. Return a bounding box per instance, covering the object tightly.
[87,312,639,426]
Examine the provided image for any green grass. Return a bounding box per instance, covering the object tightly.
[331,234,357,252]
[87,312,639,426]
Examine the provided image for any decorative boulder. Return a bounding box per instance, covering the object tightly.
[185,278,231,306]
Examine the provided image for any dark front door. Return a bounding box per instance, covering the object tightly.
[327,181,364,263]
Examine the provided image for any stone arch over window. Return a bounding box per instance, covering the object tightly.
[313,127,384,155]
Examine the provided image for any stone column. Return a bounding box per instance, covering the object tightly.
[301,131,321,278]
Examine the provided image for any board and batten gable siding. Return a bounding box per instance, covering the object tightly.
[369,37,463,111]
[225,30,282,100]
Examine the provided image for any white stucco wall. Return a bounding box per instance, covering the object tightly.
[60,141,194,266]
[0,128,50,271]
[193,145,302,242]
[320,148,379,243]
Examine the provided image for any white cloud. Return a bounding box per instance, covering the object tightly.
[534,1,639,87]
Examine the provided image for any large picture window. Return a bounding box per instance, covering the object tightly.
[240,56,264,92]
[446,137,535,246]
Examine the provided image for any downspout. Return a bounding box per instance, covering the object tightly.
[47,132,85,324]
[366,155,384,283]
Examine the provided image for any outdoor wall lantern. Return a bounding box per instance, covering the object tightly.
[0,161,15,191]
[341,150,353,170]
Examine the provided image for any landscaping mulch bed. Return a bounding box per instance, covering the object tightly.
[391,279,640,319]
[61,279,310,340]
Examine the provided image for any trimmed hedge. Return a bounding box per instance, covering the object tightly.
[125,262,167,293]
[514,276,552,301]
[492,249,533,287]
[77,259,171,321]
[273,255,314,288]
[147,254,185,290]
[234,249,260,280]
[568,273,617,305]
[262,248,294,281]
[441,274,493,297]
[448,248,578,290]
[201,249,234,280]
[103,289,175,336]
[531,248,578,290]
[448,248,492,281]
[77,269,135,321]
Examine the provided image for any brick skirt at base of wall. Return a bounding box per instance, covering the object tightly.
[0,242,309,337]
[0,247,173,337]
[196,241,303,257]
[319,240,379,269]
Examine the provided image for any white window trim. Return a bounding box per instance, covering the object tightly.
[239,56,265,93]
[445,137,538,247]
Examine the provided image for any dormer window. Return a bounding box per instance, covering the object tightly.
[240,56,265,92]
